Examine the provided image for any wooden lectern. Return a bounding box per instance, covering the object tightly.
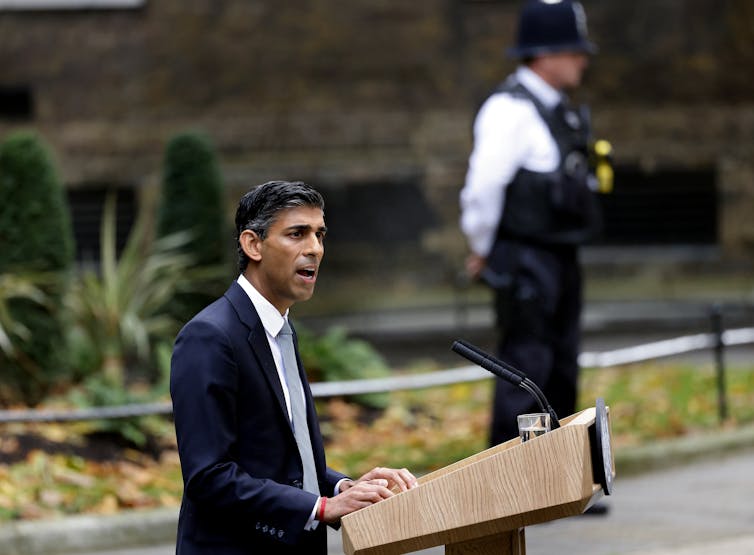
[341,404,614,555]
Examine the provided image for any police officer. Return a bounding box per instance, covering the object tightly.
[460,0,602,445]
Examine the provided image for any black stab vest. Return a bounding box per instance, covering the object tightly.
[493,78,602,247]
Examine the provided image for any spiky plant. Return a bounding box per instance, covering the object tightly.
[65,192,195,387]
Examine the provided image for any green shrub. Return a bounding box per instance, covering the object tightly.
[0,132,74,272]
[63,371,173,448]
[156,132,228,323]
[296,325,391,409]
[0,132,74,405]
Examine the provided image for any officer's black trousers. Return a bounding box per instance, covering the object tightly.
[489,242,582,446]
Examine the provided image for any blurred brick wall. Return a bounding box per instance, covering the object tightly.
[1,0,753,295]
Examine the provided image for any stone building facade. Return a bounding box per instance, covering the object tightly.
[1,0,753,303]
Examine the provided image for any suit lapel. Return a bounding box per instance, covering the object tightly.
[224,281,326,471]
[224,282,290,428]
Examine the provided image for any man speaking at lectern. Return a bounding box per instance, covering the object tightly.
[170,180,417,554]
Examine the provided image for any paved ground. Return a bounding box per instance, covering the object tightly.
[515,447,754,555]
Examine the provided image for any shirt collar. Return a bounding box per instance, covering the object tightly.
[515,65,564,110]
[236,274,289,337]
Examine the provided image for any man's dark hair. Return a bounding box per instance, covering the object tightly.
[235,180,325,272]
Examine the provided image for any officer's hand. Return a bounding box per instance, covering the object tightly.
[465,253,486,279]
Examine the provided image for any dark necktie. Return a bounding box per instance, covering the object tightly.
[278,321,319,495]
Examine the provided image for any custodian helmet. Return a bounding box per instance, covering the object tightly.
[507,0,597,58]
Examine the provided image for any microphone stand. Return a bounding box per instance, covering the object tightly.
[452,339,561,430]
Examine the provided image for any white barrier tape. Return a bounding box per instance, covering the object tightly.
[579,333,714,368]
[579,327,754,368]
[310,365,489,397]
[0,402,172,423]
[723,328,754,346]
[2,327,753,423]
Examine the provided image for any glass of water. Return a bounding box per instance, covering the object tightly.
[517,413,551,442]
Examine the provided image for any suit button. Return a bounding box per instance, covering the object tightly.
[292,479,303,489]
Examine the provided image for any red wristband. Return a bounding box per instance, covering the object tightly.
[318,496,327,522]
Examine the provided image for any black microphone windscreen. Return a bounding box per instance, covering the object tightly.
[455,338,527,379]
[451,341,524,385]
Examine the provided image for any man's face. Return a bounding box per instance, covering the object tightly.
[536,51,590,90]
[242,205,326,314]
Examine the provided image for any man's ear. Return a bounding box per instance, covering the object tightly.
[239,229,263,262]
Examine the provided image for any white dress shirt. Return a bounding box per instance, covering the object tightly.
[460,65,564,257]
[236,274,300,421]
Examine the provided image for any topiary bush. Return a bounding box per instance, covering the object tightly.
[0,131,75,405]
[156,131,229,323]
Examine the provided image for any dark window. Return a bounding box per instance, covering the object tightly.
[0,86,33,120]
[314,179,442,280]
[66,187,136,264]
[595,167,717,245]
[320,179,438,246]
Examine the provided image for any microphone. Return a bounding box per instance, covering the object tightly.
[454,338,530,384]
[451,340,524,386]
[451,339,560,430]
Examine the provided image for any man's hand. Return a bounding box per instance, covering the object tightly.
[322,467,419,523]
[348,466,418,493]
[321,479,391,523]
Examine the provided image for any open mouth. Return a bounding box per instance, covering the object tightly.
[297,268,316,279]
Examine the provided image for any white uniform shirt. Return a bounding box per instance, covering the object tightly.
[460,65,564,258]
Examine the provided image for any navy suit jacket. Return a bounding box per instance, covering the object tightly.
[170,282,347,554]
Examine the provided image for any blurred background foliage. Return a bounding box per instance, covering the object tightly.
[0,132,74,405]
[297,325,392,409]
[156,132,230,325]
[0,129,396,447]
